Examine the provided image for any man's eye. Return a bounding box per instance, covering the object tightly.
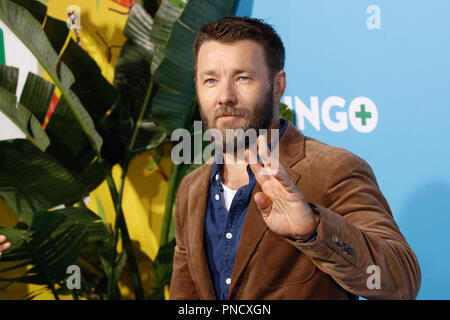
[239,76,249,81]
[206,79,216,84]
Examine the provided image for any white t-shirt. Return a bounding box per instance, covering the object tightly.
[221,183,238,212]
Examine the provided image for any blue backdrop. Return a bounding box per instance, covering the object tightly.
[235,0,450,300]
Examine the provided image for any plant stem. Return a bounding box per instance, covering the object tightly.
[105,78,154,299]
[129,81,154,152]
[105,170,145,300]
[159,162,180,247]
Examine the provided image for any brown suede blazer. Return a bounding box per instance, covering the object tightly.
[169,121,421,300]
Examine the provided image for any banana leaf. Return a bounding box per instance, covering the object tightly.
[113,2,169,155]
[0,211,86,286]
[0,86,50,152]
[0,207,108,297]
[19,71,55,124]
[0,62,19,93]
[0,139,87,224]
[0,0,103,153]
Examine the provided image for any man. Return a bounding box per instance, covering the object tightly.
[0,17,420,300]
[169,16,420,300]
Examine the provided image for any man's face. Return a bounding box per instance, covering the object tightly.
[195,40,275,149]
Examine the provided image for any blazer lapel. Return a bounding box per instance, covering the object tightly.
[228,122,306,297]
[186,163,216,299]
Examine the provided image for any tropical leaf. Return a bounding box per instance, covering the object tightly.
[19,71,55,123]
[0,62,19,93]
[44,96,107,192]
[0,211,87,286]
[280,102,294,122]
[146,238,175,300]
[56,207,109,243]
[113,2,169,156]
[141,0,160,17]
[0,208,108,293]
[0,64,53,151]
[0,86,50,151]
[115,2,155,118]
[0,61,106,192]
[0,139,87,224]
[0,0,103,153]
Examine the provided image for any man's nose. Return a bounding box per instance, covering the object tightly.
[217,81,237,106]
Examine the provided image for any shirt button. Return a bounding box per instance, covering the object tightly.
[225,278,231,285]
[215,194,220,201]
[226,232,232,239]
[215,174,219,181]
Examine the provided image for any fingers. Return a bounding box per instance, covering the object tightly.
[0,241,11,250]
[272,166,297,193]
[257,135,271,167]
[0,235,6,243]
[245,147,269,186]
[0,241,11,259]
[254,192,272,218]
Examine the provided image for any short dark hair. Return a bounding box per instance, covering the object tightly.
[193,16,285,79]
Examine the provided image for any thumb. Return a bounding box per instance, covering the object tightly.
[254,192,272,218]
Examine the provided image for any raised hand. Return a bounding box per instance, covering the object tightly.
[0,235,11,259]
[245,135,319,240]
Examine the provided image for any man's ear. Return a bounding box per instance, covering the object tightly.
[273,70,287,102]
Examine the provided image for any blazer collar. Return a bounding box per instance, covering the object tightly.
[186,121,306,299]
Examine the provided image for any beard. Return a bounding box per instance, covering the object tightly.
[198,84,274,153]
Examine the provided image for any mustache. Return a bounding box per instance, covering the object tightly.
[213,106,251,119]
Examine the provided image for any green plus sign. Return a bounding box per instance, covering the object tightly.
[0,28,5,64]
[355,104,372,126]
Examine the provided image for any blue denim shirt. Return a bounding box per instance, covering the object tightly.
[203,119,289,300]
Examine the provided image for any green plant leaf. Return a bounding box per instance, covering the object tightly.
[131,119,167,154]
[151,88,195,133]
[124,3,155,58]
[0,63,19,94]
[0,227,25,251]
[44,96,107,192]
[59,38,118,126]
[0,0,103,153]
[0,140,87,219]
[55,207,109,243]
[141,0,160,17]
[147,238,175,300]
[280,102,294,122]
[0,191,34,225]
[0,86,50,151]
[0,208,105,289]
[19,71,55,123]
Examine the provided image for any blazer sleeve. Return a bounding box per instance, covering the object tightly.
[169,178,200,300]
[286,152,421,299]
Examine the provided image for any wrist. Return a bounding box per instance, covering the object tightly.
[292,203,320,242]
